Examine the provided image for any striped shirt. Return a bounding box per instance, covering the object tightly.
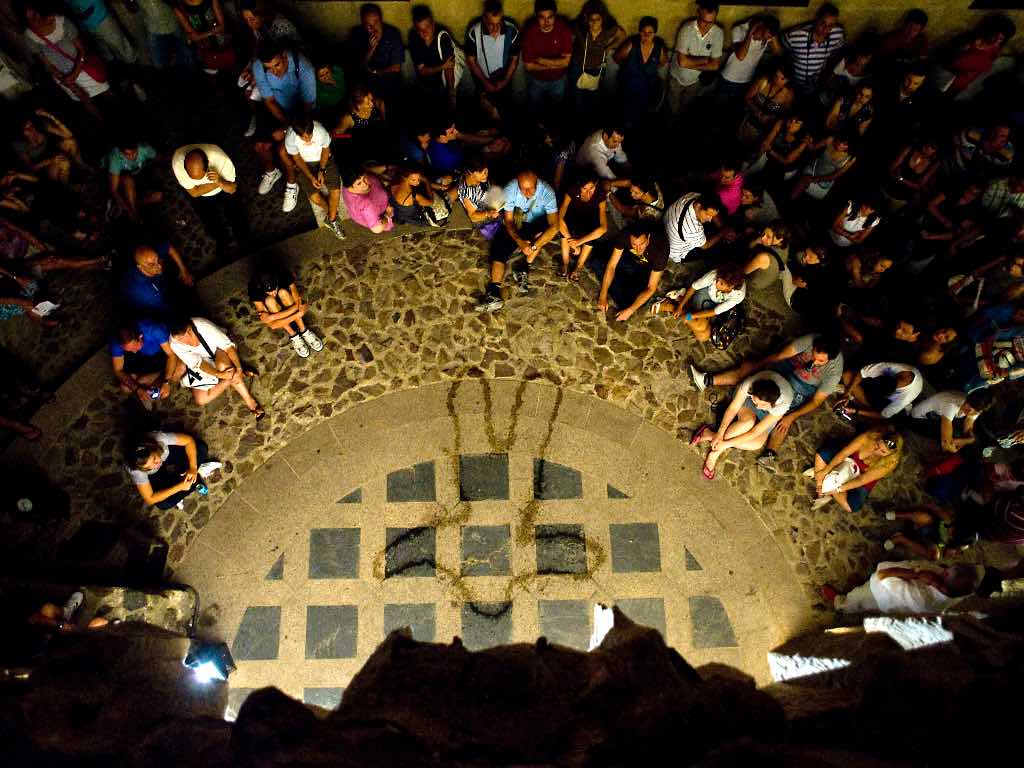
[664,192,706,263]
[783,23,845,92]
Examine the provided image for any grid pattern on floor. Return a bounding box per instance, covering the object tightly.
[223,452,741,713]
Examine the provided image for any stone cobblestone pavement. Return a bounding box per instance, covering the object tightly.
[6,221,1019,644]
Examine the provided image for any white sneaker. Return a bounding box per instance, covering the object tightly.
[327,217,347,240]
[175,500,185,510]
[282,182,299,213]
[291,333,310,358]
[301,328,324,352]
[802,467,815,478]
[885,511,897,521]
[810,497,831,510]
[883,539,895,551]
[198,461,223,479]
[258,168,282,195]
[132,83,147,102]
[690,364,708,391]
[243,115,257,137]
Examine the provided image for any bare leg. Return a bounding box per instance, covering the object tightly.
[889,532,940,560]
[490,261,506,285]
[28,253,106,272]
[328,188,340,222]
[269,290,305,333]
[688,316,712,343]
[560,238,570,274]
[253,141,275,173]
[711,360,757,387]
[278,144,297,183]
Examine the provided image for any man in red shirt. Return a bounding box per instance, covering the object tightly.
[521,0,572,119]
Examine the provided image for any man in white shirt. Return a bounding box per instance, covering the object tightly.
[689,371,793,480]
[171,143,248,258]
[575,124,629,181]
[719,15,781,97]
[666,1,724,115]
[839,362,923,421]
[663,192,720,263]
[164,316,264,418]
[283,115,346,239]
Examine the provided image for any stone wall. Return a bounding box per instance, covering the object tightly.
[6,607,1023,767]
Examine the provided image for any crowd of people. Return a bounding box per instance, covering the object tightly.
[2,0,1024,612]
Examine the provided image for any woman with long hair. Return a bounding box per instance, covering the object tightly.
[809,427,903,512]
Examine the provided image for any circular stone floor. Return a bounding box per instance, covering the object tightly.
[177,380,812,711]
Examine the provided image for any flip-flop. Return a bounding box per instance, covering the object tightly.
[689,424,710,446]
[250,405,266,421]
[701,459,716,481]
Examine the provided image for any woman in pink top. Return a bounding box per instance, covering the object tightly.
[341,169,393,233]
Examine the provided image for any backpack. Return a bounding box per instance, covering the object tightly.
[710,304,747,350]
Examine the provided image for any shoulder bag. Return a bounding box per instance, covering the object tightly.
[36,32,107,84]
[576,34,603,91]
[180,321,221,389]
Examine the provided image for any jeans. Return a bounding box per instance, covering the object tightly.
[149,32,194,72]
[526,75,566,116]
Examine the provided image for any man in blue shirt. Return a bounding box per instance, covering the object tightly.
[117,242,194,320]
[251,40,317,214]
[110,318,179,404]
[477,170,559,312]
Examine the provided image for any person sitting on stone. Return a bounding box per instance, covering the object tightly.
[741,220,789,292]
[822,560,983,614]
[117,241,194,320]
[341,167,393,234]
[575,123,630,182]
[882,504,978,562]
[426,119,512,181]
[12,107,85,185]
[105,136,162,221]
[808,425,902,512]
[0,216,109,275]
[0,266,56,327]
[165,315,264,419]
[558,175,607,280]
[110,318,177,405]
[124,429,222,510]
[283,114,345,239]
[249,265,323,359]
[663,191,722,264]
[780,239,832,320]
[910,389,994,453]
[738,179,779,228]
[690,333,843,467]
[27,590,108,631]
[351,1,405,105]
[251,39,317,214]
[606,177,664,231]
[453,156,503,234]
[388,166,436,227]
[650,262,747,343]
[689,371,793,481]
[476,169,559,312]
[589,220,667,321]
[837,362,924,422]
